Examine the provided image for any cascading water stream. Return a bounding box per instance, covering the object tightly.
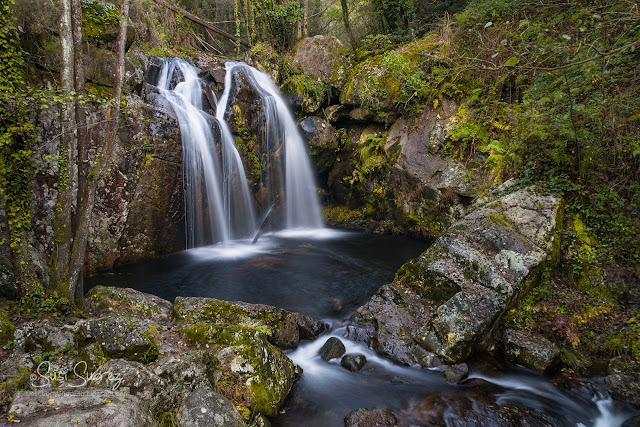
[152,58,323,247]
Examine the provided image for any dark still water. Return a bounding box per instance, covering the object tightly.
[86,229,429,320]
[85,228,636,426]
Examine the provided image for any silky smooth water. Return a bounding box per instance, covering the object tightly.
[86,231,636,426]
[151,58,323,247]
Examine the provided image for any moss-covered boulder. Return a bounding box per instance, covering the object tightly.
[349,185,562,364]
[153,350,221,394]
[86,286,172,323]
[0,310,14,347]
[173,296,326,350]
[292,35,351,91]
[77,316,159,363]
[172,297,317,416]
[606,357,640,406]
[12,322,74,354]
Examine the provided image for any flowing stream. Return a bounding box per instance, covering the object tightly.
[89,58,637,426]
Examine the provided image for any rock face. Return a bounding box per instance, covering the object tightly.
[27,92,185,278]
[348,186,562,364]
[176,388,245,427]
[7,388,156,426]
[502,329,559,371]
[292,35,351,91]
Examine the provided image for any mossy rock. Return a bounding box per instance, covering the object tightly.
[393,258,461,305]
[185,324,296,417]
[292,35,351,90]
[76,316,159,363]
[0,310,15,347]
[173,296,325,350]
[85,286,172,323]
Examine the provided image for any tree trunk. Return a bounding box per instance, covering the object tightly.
[303,0,308,37]
[64,0,131,301]
[340,0,357,49]
[50,0,77,299]
[72,0,87,236]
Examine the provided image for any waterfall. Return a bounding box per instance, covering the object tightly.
[151,58,323,247]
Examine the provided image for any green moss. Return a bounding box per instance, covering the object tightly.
[0,311,14,347]
[486,214,514,230]
[393,259,461,305]
[281,72,332,113]
[80,0,119,45]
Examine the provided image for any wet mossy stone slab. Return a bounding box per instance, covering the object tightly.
[173,296,326,350]
[86,286,172,323]
[349,185,562,364]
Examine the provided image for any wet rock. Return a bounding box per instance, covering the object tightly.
[85,286,172,323]
[153,350,221,393]
[88,358,174,414]
[173,296,326,350]
[348,283,435,366]
[502,328,559,371]
[349,186,562,364]
[606,357,640,406]
[344,408,397,427]
[176,387,245,427]
[319,337,346,361]
[7,388,155,426]
[13,322,74,354]
[341,354,366,372]
[210,329,296,417]
[299,116,340,176]
[292,35,351,90]
[77,316,159,363]
[299,115,338,147]
[0,309,14,346]
[444,363,469,384]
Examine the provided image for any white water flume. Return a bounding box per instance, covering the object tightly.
[153,58,323,248]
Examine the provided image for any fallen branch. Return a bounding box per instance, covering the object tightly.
[153,0,250,48]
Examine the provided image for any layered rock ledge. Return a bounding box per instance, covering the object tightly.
[347,185,562,365]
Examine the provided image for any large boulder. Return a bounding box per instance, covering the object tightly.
[7,388,155,426]
[13,322,74,354]
[77,316,159,363]
[173,296,326,350]
[172,297,317,416]
[152,350,221,394]
[176,387,245,427]
[348,185,562,364]
[85,286,172,323]
[292,35,351,91]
